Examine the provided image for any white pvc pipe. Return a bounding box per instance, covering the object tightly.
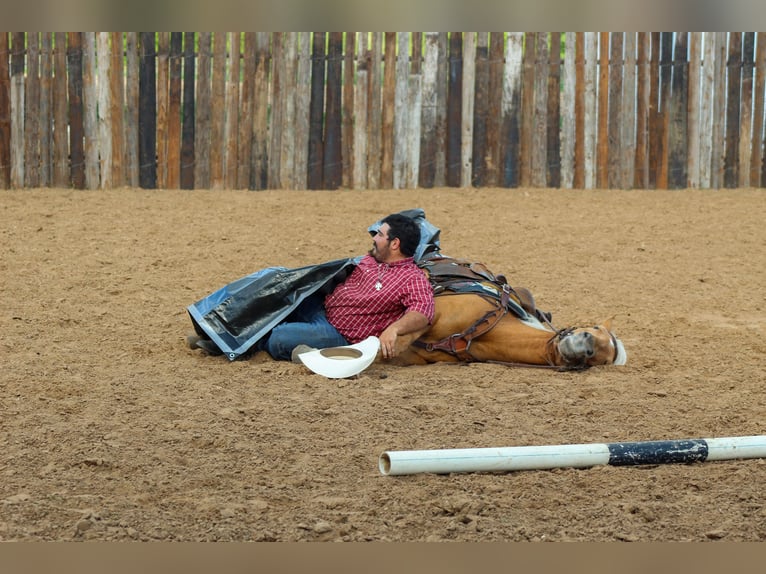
[378,435,766,476]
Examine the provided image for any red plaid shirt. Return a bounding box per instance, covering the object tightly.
[324,254,435,343]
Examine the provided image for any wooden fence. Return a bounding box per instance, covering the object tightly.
[1,32,764,191]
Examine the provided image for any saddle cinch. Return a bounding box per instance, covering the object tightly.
[417,254,552,325]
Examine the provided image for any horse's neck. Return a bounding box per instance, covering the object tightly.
[470,315,562,366]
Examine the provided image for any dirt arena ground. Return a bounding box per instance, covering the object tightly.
[1,186,764,542]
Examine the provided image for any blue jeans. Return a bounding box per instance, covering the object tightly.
[261,294,349,360]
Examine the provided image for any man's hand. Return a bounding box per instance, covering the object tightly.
[378,311,430,359]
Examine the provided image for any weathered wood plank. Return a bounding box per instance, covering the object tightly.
[110,32,124,188]
[210,32,227,189]
[236,33,255,190]
[194,32,211,189]
[561,32,576,189]
[156,33,169,188]
[11,32,25,188]
[52,33,68,188]
[657,32,673,189]
[379,32,396,188]
[406,32,422,188]
[573,32,585,189]
[0,33,10,188]
[39,33,52,186]
[596,32,609,189]
[433,32,448,187]
[82,32,99,189]
[353,32,368,189]
[252,32,270,190]
[546,32,561,188]
[224,32,240,189]
[393,32,410,189]
[699,32,716,189]
[180,32,195,189]
[461,32,476,188]
[471,32,489,187]
[342,32,355,189]
[738,32,754,188]
[583,32,598,188]
[278,32,296,190]
[268,32,284,190]
[445,32,462,187]
[710,32,727,188]
[67,32,85,189]
[531,32,548,188]
[24,33,40,187]
[125,33,140,188]
[724,32,742,188]
[167,32,182,189]
[419,32,439,188]
[621,32,636,189]
[307,32,325,190]
[648,33,661,188]
[668,32,688,189]
[483,32,504,188]
[294,32,311,189]
[366,32,382,189]
[323,32,343,189]
[686,33,701,188]
[520,32,535,187]
[97,32,113,189]
[752,32,766,187]
[634,33,650,189]
[138,32,156,188]
[501,32,523,188]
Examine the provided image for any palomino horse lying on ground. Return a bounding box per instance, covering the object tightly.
[391,256,627,370]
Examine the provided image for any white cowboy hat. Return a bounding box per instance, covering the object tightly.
[297,336,380,379]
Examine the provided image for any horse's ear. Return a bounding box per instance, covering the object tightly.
[601,316,615,331]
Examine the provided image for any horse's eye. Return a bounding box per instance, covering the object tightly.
[593,325,600,330]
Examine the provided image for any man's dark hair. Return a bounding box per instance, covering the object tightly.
[381,213,421,257]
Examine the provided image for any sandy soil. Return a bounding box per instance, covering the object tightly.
[1,186,764,542]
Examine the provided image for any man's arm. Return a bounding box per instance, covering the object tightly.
[379,310,430,359]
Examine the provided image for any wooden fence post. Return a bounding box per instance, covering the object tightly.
[393,31,410,189]
[546,32,561,188]
[67,32,85,189]
[668,32,688,189]
[97,32,113,189]
[252,32,270,190]
[406,32,422,189]
[323,32,343,189]
[634,33,650,189]
[0,33,10,189]
[39,33,52,187]
[724,32,742,188]
[138,32,156,189]
[110,32,124,188]
[699,32,715,189]
[11,32,25,188]
[686,33,701,188]
[461,32,475,188]
[125,33,140,188]
[294,32,311,189]
[531,32,548,188]
[180,32,195,189]
[353,32,368,189]
[224,32,241,190]
[278,32,296,190]
[738,32,754,188]
[419,32,439,188]
[167,32,182,189]
[52,33,68,188]
[561,31,576,189]
[501,32,522,188]
[24,32,40,188]
[156,33,169,188]
[82,32,98,189]
[342,32,355,189]
[471,32,488,187]
[194,32,211,189]
[366,32,383,189]
[445,32,462,187]
[710,32,727,189]
[583,32,598,188]
[657,32,673,189]
[621,32,636,189]
[596,32,609,189]
[520,32,535,187]
[210,32,226,189]
[752,32,766,188]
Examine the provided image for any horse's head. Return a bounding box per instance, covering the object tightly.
[556,318,627,368]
